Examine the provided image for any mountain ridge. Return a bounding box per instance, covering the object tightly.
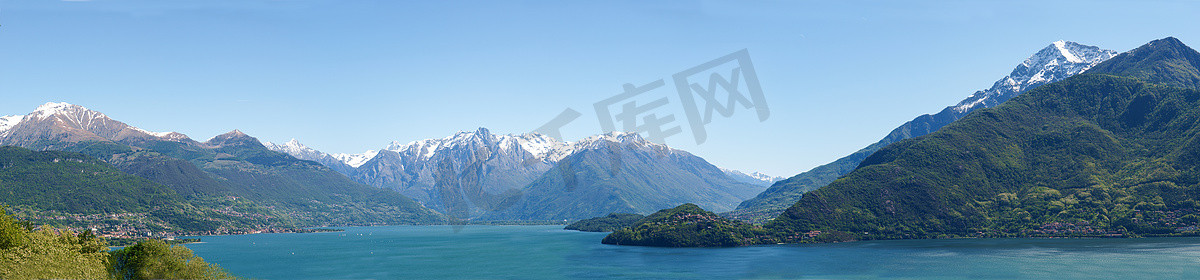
[765,36,1200,241]
[268,129,769,220]
[730,40,1119,221]
[0,103,445,229]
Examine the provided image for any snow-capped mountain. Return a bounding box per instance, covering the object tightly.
[0,115,23,137]
[0,102,192,148]
[732,41,1119,221]
[268,128,764,218]
[487,131,767,220]
[355,128,629,213]
[264,139,357,174]
[721,168,784,187]
[265,128,568,213]
[953,41,1118,114]
[332,151,378,168]
[0,102,444,226]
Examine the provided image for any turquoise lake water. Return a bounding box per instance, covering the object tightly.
[183,225,1200,279]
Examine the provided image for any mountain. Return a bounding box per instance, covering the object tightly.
[331,150,378,169]
[269,129,767,220]
[729,41,1119,222]
[482,133,767,220]
[601,203,776,247]
[198,130,443,225]
[1087,37,1200,90]
[563,213,645,232]
[0,102,444,229]
[0,102,190,150]
[336,128,566,217]
[0,146,267,233]
[767,37,1200,241]
[264,139,356,174]
[721,168,784,187]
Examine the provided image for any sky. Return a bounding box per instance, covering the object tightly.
[1,0,1198,177]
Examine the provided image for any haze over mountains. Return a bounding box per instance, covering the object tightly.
[267,129,774,220]
[10,37,1185,245]
[0,102,442,233]
[0,99,777,227]
[730,40,1120,221]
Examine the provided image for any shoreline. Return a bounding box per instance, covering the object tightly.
[175,224,570,238]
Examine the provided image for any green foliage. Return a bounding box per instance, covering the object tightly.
[109,239,235,280]
[0,208,30,249]
[564,213,644,232]
[0,147,277,233]
[0,209,110,280]
[9,130,445,230]
[1087,37,1200,90]
[0,210,237,280]
[766,37,1200,241]
[728,143,884,223]
[602,204,778,247]
[0,146,181,214]
[733,38,1200,224]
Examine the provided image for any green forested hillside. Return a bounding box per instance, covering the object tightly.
[0,146,275,233]
[0,146,180,215]
[728,142,885,222]
[731,41,1117,223]
[195,131,443,225]
[602,204,777,247]
[32,130,445,227]
[769,37,1200,240]
[564,213,644,232]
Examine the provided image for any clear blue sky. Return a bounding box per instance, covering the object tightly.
[1,0,1197,177]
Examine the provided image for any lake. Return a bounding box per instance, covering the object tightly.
[183,225,1200,279]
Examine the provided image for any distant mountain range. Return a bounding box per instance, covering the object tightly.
[0,103,443,233]
[729,40,1120,221]
[267,129,774,220]
[0,98,775,227]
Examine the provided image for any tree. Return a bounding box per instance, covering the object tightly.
[0,208,110,280]
[109,239,235,280]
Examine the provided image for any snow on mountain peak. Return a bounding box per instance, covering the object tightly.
[576,131,648,146]
[382,128,569,162]
[720,167,784,186]
[373,129,681,167]
[265,138,313,154]
[10,101,188,141]
[31,102,107,124]
[952,41,1118,114]
[131,127,184,139]
[1052,40,1084,63]
[564,131,680,158]
[33,102,84,118]
[277,128,684,172]
[511,133,568,160]
[0,115,23,133]
[332,150,378,168]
